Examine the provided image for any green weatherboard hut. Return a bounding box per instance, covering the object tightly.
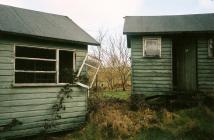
[0,4,99,139]
[123,14,214,97]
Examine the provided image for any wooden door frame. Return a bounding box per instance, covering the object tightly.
[172,37,198,92]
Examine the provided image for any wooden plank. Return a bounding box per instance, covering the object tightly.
[0,102,86,113]
[133,66,172,70]
[0,70,14,76]
[0,82,11,88]
[133,87,172,92]
[0,76,13,82]
[0,121,83,139]
[0,64,14,70]
[132,77,172,81]
[7,117,85,131]
[0,92,86,101]
[0,45,13,51]
[0,107,86,120]
[0,86,86,94]
[0,57,13,63]
[0,51,13,57]
[0,96,86,107]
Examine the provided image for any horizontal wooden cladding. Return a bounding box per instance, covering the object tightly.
[0,70,14,76]
[0,91,86,101]
[133,65,172,70]
[3,116,85,132]
[132,59,172,64]
[0,76,13,82]
[130,37,173,95]
[0,82,12,88]
[132,76,172,81]
[0,50,13,57]
[1,119,84,139]
[0,56,13,64]
[0,112,85,127]
[133,87,172,92]
[132,80,172,87]
[0,63,14,70]
[0,96,86,107]
[0,106,86,121]
[132,90,170,96]
[0,101,86,113]
[0,44,14,51]
[0,86,86,94]
[197,38,214,92]
[132,72,170,77]
[198,65,214,70]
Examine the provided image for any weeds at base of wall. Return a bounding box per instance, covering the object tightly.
[0,118,23,133]
[41,84,73,135]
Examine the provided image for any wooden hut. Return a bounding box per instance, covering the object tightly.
[0,4,99,139]
[123,14,214,98]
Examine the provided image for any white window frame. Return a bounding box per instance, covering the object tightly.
[143,37,161,58]
[13,45,76,87]
[208,38,214,58]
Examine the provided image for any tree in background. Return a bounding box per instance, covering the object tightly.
[89,30,131,91]
[105,34,131,91]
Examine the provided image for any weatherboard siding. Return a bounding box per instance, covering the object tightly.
[197,38,214,93]
[131,36,173,96]
[0,38,88,139]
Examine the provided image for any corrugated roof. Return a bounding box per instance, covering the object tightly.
[0,4,99,45]
[123,13,214,35]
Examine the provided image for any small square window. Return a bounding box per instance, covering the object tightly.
[143,37,161,58]
[208,38,214,58]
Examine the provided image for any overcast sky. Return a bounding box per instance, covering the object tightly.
[1,0,214,37]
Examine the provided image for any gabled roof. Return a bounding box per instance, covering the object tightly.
[0,4,99,45]
[123,13,214,35]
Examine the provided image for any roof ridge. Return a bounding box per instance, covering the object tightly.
[124,13,214,18]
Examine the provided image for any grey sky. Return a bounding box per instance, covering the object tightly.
[0,0,214,37]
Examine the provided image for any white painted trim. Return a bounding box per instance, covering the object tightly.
[208,38,214,58]
[13,44,16,85]
[13,83,75,87]
[15,70,56,73]
[142,37,161,58]
[14,45,77,85]
[56,49,59,84]
[15,44,76,51]
[73,51,76,72]
[16,57,56,61]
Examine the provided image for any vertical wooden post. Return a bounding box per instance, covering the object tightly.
[56,49,59,84]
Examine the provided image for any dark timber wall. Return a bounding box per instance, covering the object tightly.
[130,35,214,97]
[130,36,173,97]
[197,38,214,93]
[0,36,88,139]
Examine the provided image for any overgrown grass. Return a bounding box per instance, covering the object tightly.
[27,93,214,140]
[102,91,130,100]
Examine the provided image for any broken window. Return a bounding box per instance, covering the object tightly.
[76,54,101,89]
[143,37,161,58]
[59,50,74,83]
[208,38,214,58]
[15,46,75,84]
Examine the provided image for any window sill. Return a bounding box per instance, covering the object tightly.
[13,83,77,87]
[142,56,161,59]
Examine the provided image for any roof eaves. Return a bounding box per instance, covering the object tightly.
[0,30,100,46]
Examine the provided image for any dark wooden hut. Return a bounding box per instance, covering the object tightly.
[123,14,214,97]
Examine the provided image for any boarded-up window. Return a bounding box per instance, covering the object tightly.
[15,46,75,84]
[208,39,214,58]
[143,37,161,58]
